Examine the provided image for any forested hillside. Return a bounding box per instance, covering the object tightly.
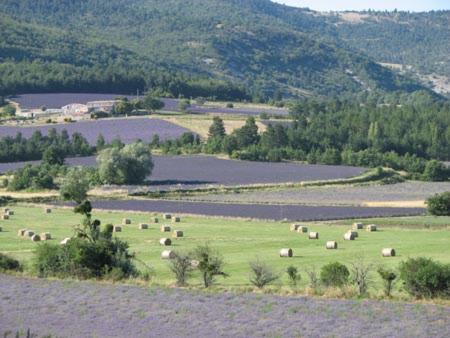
[0,0,433,101]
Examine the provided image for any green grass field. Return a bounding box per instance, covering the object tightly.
[1,204,450,288]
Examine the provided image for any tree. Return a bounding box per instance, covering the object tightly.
[286,265,300,286]
[114,98,134,115]
[422,160,449,182]
[192,244,227,288]
[350,257,372,296]
[249,258,279,289]
[426,192,450,216]
[208,116,226,139]
[169,251,193,286]
[42,145,65,166]
[97,142,153,185]
[2,103,16,116]
[96,134,106,151]
[143,95,165,112]
[377,267,397,297]
[320,262,350,288]
[233,116,259,148]
[60,167,91,204]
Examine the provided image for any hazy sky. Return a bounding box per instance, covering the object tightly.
[272,0,450,12]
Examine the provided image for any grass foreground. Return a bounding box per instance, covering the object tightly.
[1,204,449,290]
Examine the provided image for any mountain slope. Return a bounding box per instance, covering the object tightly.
[0,0,432,99]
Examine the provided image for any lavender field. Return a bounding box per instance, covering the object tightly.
[87,199,423,220]
[0,117,189,145]
[181,181,450,206]
[11,93,288,116]
[0,155,364,188]
[1,275,448,338]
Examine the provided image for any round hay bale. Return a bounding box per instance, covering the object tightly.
[18,228,27,237]
[297,226,308,233]
[40,232,52,241]
[367,224,377,232]
[3,208,9,213]
[280,248,293,257]
[172,230,183,238]
[290,223,301,231]
[353,222,364,230]
[24,230,35,238]
[382,248,396,257]
[31,234,41,242]
[159,238,172,246]
[172,216,181,223]
[122,218,131,225]
[0,226,2,232]
[344,232,356,241]
[6,210,14,216]
[113,225,122,232]
[139,223,149,230]
[60,237,71,245]
[152,217,159,223]
[2,214,9,220]
[161,250,175,259]
[326,241,338,249]
[308,232,319,240]
[163,214,172,220]
[44,208,52,214]
[160,225,171,232]
[190,259,200,268]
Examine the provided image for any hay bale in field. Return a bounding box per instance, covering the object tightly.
[18,228,27,237]
[139,223,149,230]
[44,208,52,214]
[159,238,172,246]
[163,213,172,220]
[31,234,41,242]
[297,226,308,233]
[160,225,171,232]
[367,224,377,232]
[290,223,301,231]
[40,232,52,241]
[161,250,175,259]
[60,237,71,245]
[3,208,9,213]
[24,230,35,238]
[279,248,293,257]
[152,217,159,223]
[190,259,200,268]
[326,241,338,249]
[353,222,364,230]
[0,226,2,232]
[6,210,14,216]
[172,216,181,223]
[113,225,122,232]
[1,214,9,220]
[344,232,356,241]
[309,232,319,240]
[122,218,131,225]
[172,230,184,238]
[382,248,396,257]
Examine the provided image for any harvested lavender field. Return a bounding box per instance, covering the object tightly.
[88,199,423,220]
[0,117,189,145]
[0,155,364,188]
[1,275,449,338]
[180,181,450,206]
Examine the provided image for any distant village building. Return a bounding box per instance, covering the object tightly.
[16,108,62,118]
[87,100,117,113]
[61,103,89,116]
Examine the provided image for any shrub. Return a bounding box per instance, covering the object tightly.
[0,253,22,272]
[60,167,91,203]
[422,160,449,182]
[226,102,234,108]
[169,251,193,286]
[377,267,397,297]
[399,257,450,298]
[8,164,56,191]
[306,266,319,289]
[286,265,300,286]
[192,244,227,288]
[350,257,372,296]
[426,192,450,216]
[249,258,279,289]
[320,262,350,288]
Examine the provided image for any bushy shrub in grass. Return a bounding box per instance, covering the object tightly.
[0,253,22,272]
[286,266,300,286]
[377,267,397,297]
[249,258,279,289]
[169,251,193,286]
[399,257,450,298]
[320,262,350,288]
[426,192,450,216]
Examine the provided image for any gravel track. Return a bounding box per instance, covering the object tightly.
[0,275,448,338]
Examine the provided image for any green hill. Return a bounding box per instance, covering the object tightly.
[0,0,443,100]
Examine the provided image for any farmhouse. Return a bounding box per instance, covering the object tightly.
[86,100,117,113]
[62,103,89,116]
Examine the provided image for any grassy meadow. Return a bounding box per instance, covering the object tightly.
[1,204,450,289]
